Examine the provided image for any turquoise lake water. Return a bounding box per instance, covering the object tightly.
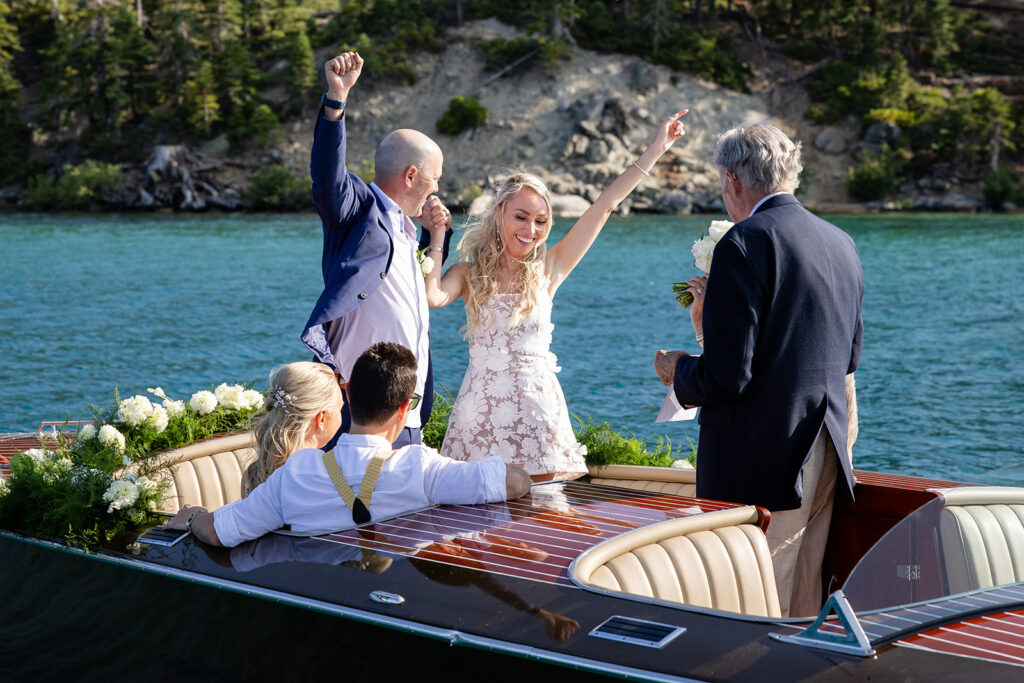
[1,212,1021,483]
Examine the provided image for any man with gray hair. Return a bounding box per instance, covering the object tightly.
[654,122,864,617]
[301,51,453,448]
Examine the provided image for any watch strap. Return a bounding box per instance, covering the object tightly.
[321,93,346,111]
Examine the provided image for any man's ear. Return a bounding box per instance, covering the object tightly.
[404,165,418,188]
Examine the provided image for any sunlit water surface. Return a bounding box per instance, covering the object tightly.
[1,212,1021,483]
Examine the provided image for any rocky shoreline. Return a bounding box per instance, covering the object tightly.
[1,20,1003,216]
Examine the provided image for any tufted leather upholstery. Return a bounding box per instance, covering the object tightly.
[588,463,697,498]
[571,506,781,617]
[134,433,257,514]
[938,486,1024,595]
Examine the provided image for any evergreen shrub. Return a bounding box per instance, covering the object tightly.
[848,146,901,201]
[436,96,487,136]
[246,165,309,210]
[983,169,1022,209]
[26,160,121,209]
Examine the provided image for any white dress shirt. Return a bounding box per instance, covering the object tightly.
[326,182,430,428]
[213,434,507,547]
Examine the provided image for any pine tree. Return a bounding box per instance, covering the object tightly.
[182,60,220,136]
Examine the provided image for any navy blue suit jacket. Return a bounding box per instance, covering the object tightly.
[673,195,864,510]
[301,111,450,426]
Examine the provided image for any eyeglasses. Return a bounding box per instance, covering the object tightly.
[407,393,421,410]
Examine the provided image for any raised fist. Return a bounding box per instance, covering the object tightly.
[324,52,363,100]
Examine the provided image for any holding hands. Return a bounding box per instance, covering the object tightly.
[421,195,452,236]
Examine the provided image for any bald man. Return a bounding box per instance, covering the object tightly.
[301,51,453,448]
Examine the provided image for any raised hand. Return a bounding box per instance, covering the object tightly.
[324,51,363,101]
[651,109,688,154]
[420,195,452,235]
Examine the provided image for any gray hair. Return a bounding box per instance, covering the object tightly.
[374,129,442,183]
[713,122,802,194]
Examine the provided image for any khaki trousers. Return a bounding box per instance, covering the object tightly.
[765,429,839,618]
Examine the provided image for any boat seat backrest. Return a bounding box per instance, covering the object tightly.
[133,433,256,514]
[939,487,1024,595]
[571,506,781,618]
[588,464,697,498]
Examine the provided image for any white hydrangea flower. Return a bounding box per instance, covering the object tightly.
[118,395,155,426]
[147,386,169,400]
[146,404,169,433]
[242,389,264,410]
[22,448,48,464]
[103,479,140,513]
[190,390,218,415]
[98,424,127,454]
[78,424,97,441]
[163,399,186,418]
[214,383,247,411]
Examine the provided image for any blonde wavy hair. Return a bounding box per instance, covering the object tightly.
[245,362,341,489]
[458,171,552,335]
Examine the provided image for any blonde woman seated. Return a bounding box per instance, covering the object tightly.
[421,109,688,481]
[241,362,343,497]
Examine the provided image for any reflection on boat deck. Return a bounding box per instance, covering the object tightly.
[303,480,740,587]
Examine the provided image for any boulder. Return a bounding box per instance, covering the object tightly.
[585,139,609,163]
[468,190,495,216]
[863,122,901,145]
[813,128,847,154]
[651,190,693,215]
[627,60,662,95]
[199,134,230,159]
[549,193,591,217]
[0,183,22,201]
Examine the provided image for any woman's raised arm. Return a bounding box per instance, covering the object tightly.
[421,196,468,308]
[545,109,688,293]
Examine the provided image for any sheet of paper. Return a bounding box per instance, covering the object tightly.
[656,388,697,422]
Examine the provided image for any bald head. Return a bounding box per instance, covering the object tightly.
[375,129,443,185]
[374,129,444,217]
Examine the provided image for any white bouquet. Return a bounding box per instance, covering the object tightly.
[673,220,733,307]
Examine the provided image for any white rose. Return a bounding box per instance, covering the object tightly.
[691,235,717,273]
[190,390,218,415]
[103,479,140,513]
[242,389,264,411]
[135,475,158,495]
[98,424,127,454]
[163,399,186,418]
[420,257,435,276]
[215,383,247,411]
[78,424,97,441]
[118,395,154,426]
[146,404,169,433]
[708,220,734,242]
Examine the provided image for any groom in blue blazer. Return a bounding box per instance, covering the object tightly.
[655,122,864,617]
[301,51,452,447]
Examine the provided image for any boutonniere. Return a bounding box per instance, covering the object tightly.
[416,248,435,276]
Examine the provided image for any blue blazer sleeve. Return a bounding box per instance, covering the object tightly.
[673,236,763,407]
[311,110,363,236]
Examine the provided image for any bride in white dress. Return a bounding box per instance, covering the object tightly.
[421,108,688,480]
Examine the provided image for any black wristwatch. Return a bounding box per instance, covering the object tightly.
[321,93,346,111]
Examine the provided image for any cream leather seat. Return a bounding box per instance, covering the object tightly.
[938,486,1024,594]
[571,506,781,617]
[588,463,697,498]
[134,432,256,513]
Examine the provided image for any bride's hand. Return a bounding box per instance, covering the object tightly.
[650,109,688,155]
[686,275,708,329]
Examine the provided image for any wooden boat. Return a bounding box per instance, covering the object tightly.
[2,431,1024,681]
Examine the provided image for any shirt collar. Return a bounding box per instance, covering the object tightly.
[369,182,416,239]
[749,191,792,217]
[337,432,394,450]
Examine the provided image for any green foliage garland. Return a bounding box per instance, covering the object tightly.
[0,383,262,549]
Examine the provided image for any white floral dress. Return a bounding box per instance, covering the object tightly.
[441,285,587,478]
